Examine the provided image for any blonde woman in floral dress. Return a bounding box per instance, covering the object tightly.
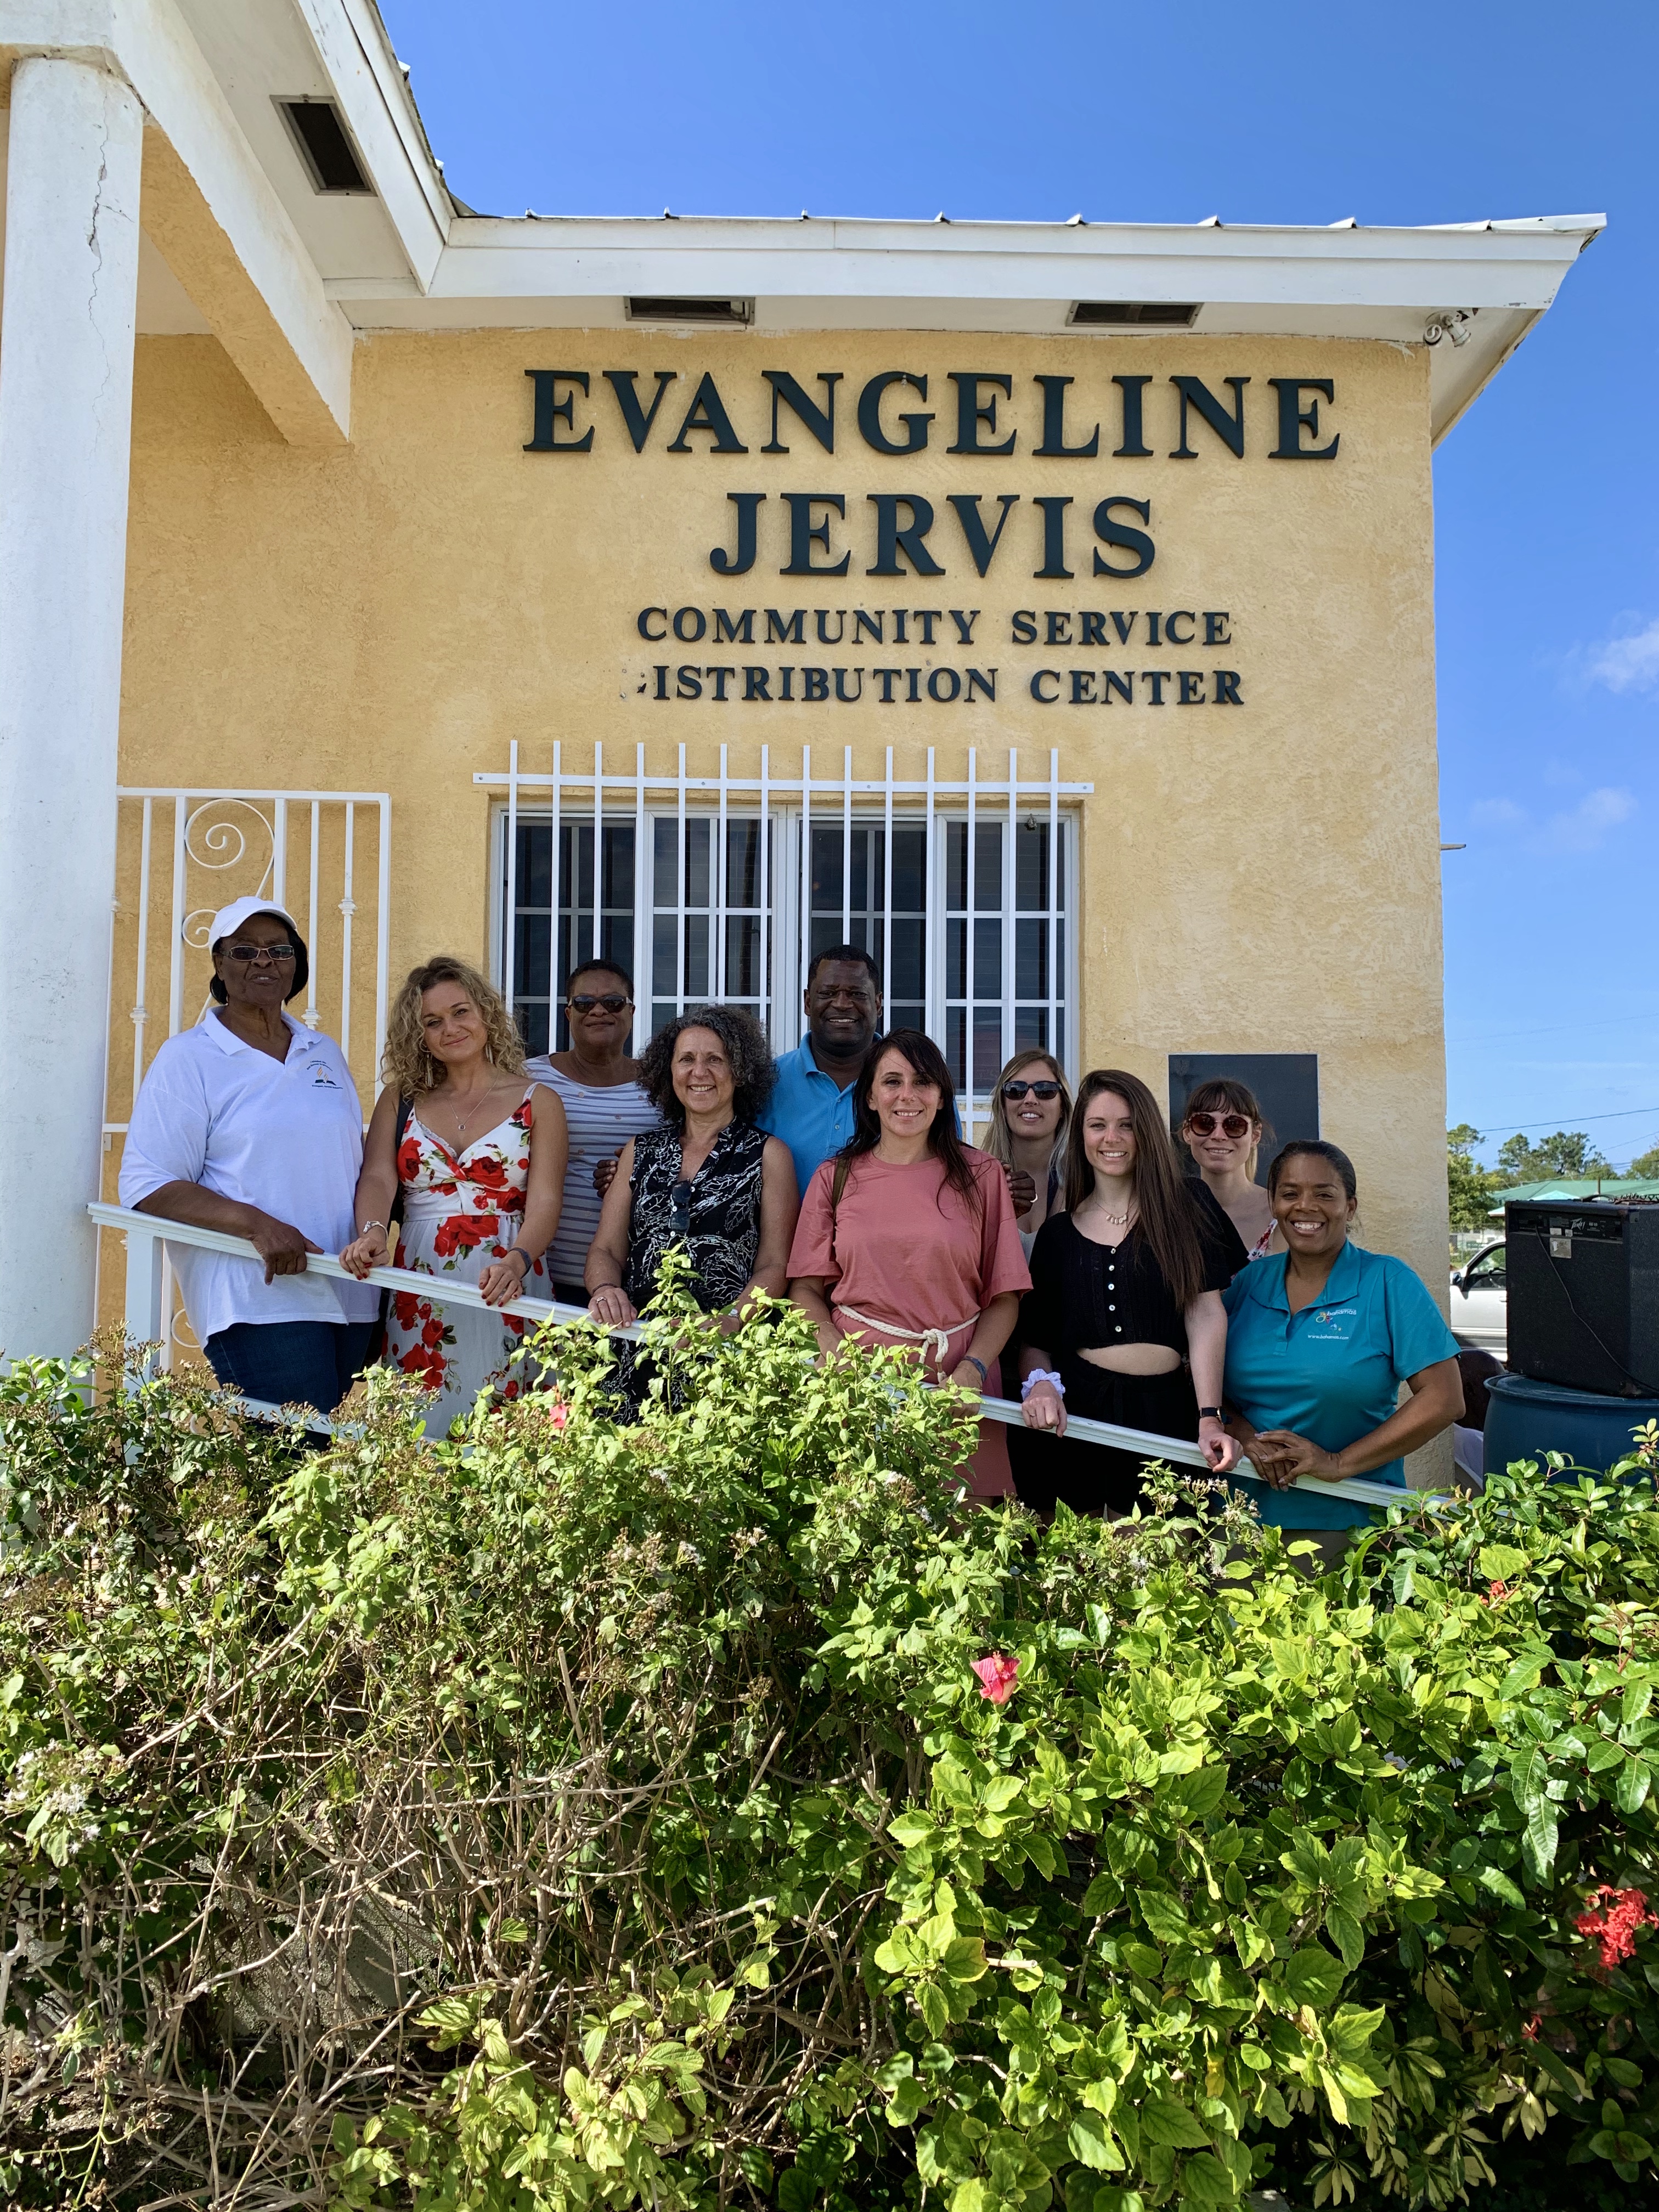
[342,957,567,1434]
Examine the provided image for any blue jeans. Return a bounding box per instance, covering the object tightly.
[205,1321,376,1417]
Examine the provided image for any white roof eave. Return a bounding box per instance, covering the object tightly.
[328,210,1601,441]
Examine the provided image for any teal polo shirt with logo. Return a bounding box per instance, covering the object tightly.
[1221,1242,1459,1528]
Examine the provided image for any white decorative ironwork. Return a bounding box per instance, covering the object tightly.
[478,743,1089,1128]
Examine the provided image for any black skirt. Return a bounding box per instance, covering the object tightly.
[1006,1359,1200,1517]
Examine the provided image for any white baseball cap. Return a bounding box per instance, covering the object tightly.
[208,894,302,948]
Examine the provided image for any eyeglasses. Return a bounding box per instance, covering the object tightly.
[226,944,296,964]
[1186,1111,1252,1139]
[1002,1080,1063,1102]
[669,1178,692,1235]
[569,992,632,1014]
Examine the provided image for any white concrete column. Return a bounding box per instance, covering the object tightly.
[0,57,144,1362]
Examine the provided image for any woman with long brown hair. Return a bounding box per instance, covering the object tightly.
[788,1029,1029,1496]
[342,957,567,1432]
[1015,1068,1244,1515]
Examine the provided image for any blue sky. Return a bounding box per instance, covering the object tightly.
[381,1,1657,1168]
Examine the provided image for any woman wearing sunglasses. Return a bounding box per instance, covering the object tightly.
[982,1052,1073,1259]
[524,960,662,1304]
[1015,1069,1246,1517]
[1179,1077,1277,1263]
[585,1005,798,1414]
[121,898,381,1417]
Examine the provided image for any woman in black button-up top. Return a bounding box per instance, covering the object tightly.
[1014,1068,1245,1516]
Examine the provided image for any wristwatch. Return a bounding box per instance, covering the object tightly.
[1198,1406,1224,1419]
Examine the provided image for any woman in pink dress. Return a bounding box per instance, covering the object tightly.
[787,1029,1030,1497]
[343,957,567,1435]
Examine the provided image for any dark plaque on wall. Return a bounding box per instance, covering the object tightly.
[1167,1054,1321,1188]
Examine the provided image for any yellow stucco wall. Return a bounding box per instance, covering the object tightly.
[105,325,1447,1389]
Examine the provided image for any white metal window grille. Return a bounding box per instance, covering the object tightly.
[483,744,1088,1122]
[106,787,392,1362]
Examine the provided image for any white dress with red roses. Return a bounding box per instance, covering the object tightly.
[385,1089,550,1435]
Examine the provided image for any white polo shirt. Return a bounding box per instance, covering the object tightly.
[119,1011,380,1346]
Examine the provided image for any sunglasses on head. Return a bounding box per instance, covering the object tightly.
[1186,1110,1252,1139]
[1002,1079,1063,1102]
[568,992,632,1013]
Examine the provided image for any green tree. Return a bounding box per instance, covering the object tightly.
[1628,1143,1659,1180]
[1448,1122,1502,1230]
[1496,1128,1615,1185]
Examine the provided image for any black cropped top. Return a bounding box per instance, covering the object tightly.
[1019,1183,1246,1362]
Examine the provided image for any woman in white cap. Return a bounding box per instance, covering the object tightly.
[119,897,380,1415]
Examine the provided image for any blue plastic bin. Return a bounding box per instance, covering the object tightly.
[1484,1370,1659,1480]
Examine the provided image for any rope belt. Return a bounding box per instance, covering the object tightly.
[834,1305,981,1373]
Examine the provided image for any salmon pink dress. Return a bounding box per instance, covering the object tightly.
[386,1087,550,1435]
[788,1149,1031,1497]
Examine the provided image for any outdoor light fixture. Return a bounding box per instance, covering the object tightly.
[1424,310,1475,347]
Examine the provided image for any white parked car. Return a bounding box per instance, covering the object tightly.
[1449,1240,1506,1358]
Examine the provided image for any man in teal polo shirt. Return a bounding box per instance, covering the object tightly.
[1221,1141,1463,1532]
[759,945,883,1196]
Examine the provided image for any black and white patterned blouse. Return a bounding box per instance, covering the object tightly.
[624,1120,769,1316]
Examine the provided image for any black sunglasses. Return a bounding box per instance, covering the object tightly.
[569,992,632,1013]
[669,1178,692,1235]
[1002,1079,1063,1101]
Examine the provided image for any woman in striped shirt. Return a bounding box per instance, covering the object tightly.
[524,960,661,1304]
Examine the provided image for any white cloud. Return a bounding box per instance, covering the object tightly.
[1543,786,1638,852]
[1470,796,1525,830]
[1583,616,1659,694]
[1459,786,1637,854]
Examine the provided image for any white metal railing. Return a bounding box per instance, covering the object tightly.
[88,1203,1414,1511]
[477,741,1090,1127]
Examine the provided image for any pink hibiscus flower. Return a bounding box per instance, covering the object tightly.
[971,1653,1020,1705]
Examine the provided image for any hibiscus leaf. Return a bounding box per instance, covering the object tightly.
[1139,2096,1210,2149]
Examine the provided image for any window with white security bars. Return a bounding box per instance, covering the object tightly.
[486,743,1087,1125]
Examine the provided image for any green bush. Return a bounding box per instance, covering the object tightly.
[3,1297,1659,2212]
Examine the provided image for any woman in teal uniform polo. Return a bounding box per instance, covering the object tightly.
[1222,1141,1463,1547]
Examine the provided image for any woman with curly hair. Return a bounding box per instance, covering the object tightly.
[342,957,567,1432]
[585,1007,797,1407]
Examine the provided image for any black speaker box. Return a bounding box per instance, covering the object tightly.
[1505,1199,1659,1397]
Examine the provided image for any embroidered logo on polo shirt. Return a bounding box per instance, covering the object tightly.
[309,1064,340,1088]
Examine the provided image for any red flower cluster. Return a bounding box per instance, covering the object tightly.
[971,1654,1020,1705]
[433,1212,501,1260]
[399,1340,447,1389]
[1480,1579,1510,1606]
[1576,1884,1658,1969]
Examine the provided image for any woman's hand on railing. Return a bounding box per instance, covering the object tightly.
[1198,1416,1242,1474]
[1021,1379,1067,1438]
[478,1249,540,1308]
[588,1283,637,1329]
[339,1223,391,1278]
[1252,1428,1344,1485]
